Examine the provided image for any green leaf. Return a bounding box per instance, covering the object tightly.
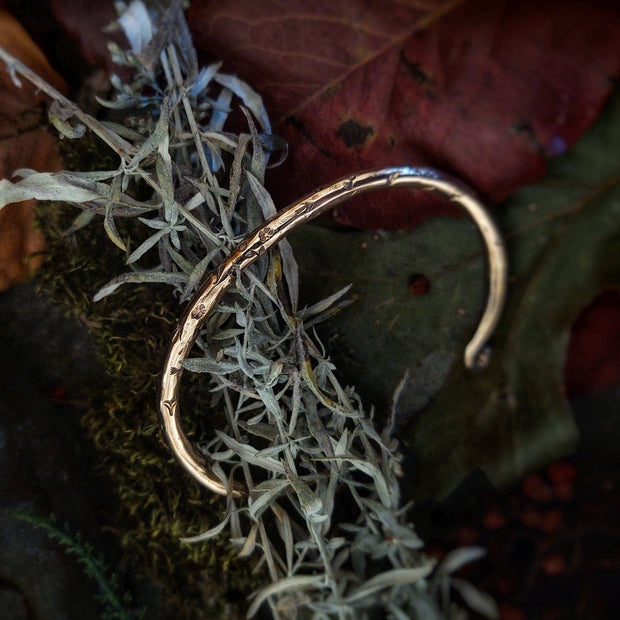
[290,220,485,424]
[291,91,620,497]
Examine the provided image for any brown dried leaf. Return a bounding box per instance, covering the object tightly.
[0,9,66,291]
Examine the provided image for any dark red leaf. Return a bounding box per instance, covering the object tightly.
[50,0,125,74]
[564,290,620,398]
[189,0,620,228]
[50,1,620,228]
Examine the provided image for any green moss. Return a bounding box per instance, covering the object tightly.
[35,136,261,618]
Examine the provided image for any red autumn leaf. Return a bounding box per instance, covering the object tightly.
[50,1,620,228]
[0,10,66,291]
[187,0,620,229]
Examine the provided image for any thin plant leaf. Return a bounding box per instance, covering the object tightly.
[127,229,167,263]
[345,564,435,603]
[0,174,101,209]
[214,72,271,134]
[180,512,231,544]
[440,547,486,574]
[247,575,324,618]
[93,271,186,301]
[451,579,499,619]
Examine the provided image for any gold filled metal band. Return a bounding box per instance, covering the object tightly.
[159,166,508,496]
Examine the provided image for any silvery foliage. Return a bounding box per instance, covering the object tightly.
[0,2,497,619]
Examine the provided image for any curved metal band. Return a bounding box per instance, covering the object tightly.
[159,166,508,496]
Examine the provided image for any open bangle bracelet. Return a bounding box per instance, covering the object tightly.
[159,166,508,497]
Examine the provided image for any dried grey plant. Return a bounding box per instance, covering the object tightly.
[0,2,498,619]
